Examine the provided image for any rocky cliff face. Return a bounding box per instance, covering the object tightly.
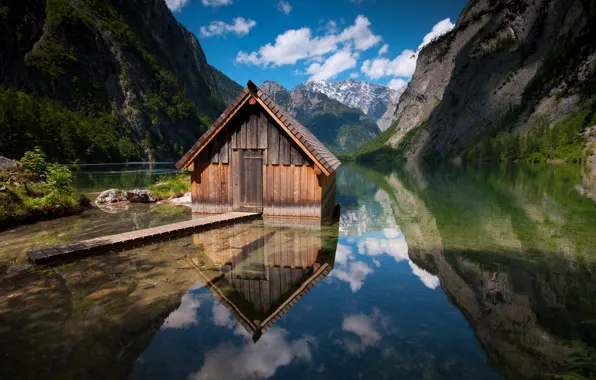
[0,0,242,161]
[298,79,403,132]
[261,81,379,154]
[382,0,596,161]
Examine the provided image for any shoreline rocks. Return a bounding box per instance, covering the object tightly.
[0,156,21,169]
[95,189,157,205]
[95,189,127,204]
[125,189,157,203]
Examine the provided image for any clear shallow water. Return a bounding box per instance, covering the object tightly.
[1,163,595,380]
[71,162,177,194]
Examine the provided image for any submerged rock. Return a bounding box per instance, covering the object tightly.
[96,203,130,214]
[125,189,157,203]
[95,189,127,204]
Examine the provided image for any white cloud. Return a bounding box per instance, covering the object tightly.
[356,232,440,290]
[383,227,400,238]
[343,314,381,346]
[200,18,256,38]
[202,0,232,6]
[409,261,440,289]
[235,15,380,68]
[191,327,314,380]
[361,18,454,83]
[378,43,389,56]
[419,18,455,49]
[361,49,416,79]
[165,0,189,12]
[306,48,358,81]
[212,302,236,329]
[237,28,337,66]
[341,308,391,355]
[277,1,292,15]
[350,72,359,79]
[331,260,373,292]
[387,78,407,91]
[335,243,354,265]
[161,293,200,329]
[337,15,382,50]
[326,20,338,34]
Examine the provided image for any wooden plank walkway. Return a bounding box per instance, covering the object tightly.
[28,212,260,264]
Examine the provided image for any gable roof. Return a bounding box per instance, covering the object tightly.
[176,81,341,175]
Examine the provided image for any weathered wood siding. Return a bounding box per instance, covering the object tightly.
[319,171,337,222]
[191,104,331,218]
[191,151,233,214]
[261,164,321,218]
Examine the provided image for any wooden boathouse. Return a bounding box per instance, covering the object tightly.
[176,81,340,219]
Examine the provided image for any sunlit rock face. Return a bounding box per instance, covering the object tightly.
[298,79,404,131]
[260,81,380,154]
[382,0,596,161]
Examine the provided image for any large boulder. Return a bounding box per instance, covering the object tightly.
[125,189,157,203]
[0,156,21,169]
[95,189,127,204]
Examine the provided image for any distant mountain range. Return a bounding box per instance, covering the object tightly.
[299,79,403,131]
[261,81,380,154]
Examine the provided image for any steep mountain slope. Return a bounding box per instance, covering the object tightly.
[0,0,242,162]
[261,81,379,154]
[358,0,596,163]
[299,79,403,131]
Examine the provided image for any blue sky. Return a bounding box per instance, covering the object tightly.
[166,0,467,90]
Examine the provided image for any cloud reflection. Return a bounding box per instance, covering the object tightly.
[190,302,315,379]
[161,293,201,329]
[331,261,374,292]
[341,308,391,354]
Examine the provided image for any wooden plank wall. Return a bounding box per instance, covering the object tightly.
[204,107,310,165]
[191,105,329,217]
[191,158,233,213]
[262,164,322,218]
[319,171,337,222]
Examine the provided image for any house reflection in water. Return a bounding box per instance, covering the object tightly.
[187,217,339,342]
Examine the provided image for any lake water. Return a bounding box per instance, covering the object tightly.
[71,162,178,195]
[1,163,595,380]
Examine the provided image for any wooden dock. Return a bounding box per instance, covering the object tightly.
[28,212,260,264]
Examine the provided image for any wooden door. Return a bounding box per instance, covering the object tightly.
[234,149,263,212]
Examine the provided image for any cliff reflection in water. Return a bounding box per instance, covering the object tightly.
[338,163,596,379]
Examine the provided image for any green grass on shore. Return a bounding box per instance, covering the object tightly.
[0,165,89,230]
[148,171,190,200]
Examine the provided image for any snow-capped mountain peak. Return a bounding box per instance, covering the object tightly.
[295,79,404,131]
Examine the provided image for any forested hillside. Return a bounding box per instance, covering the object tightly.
[0,0,242,163]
